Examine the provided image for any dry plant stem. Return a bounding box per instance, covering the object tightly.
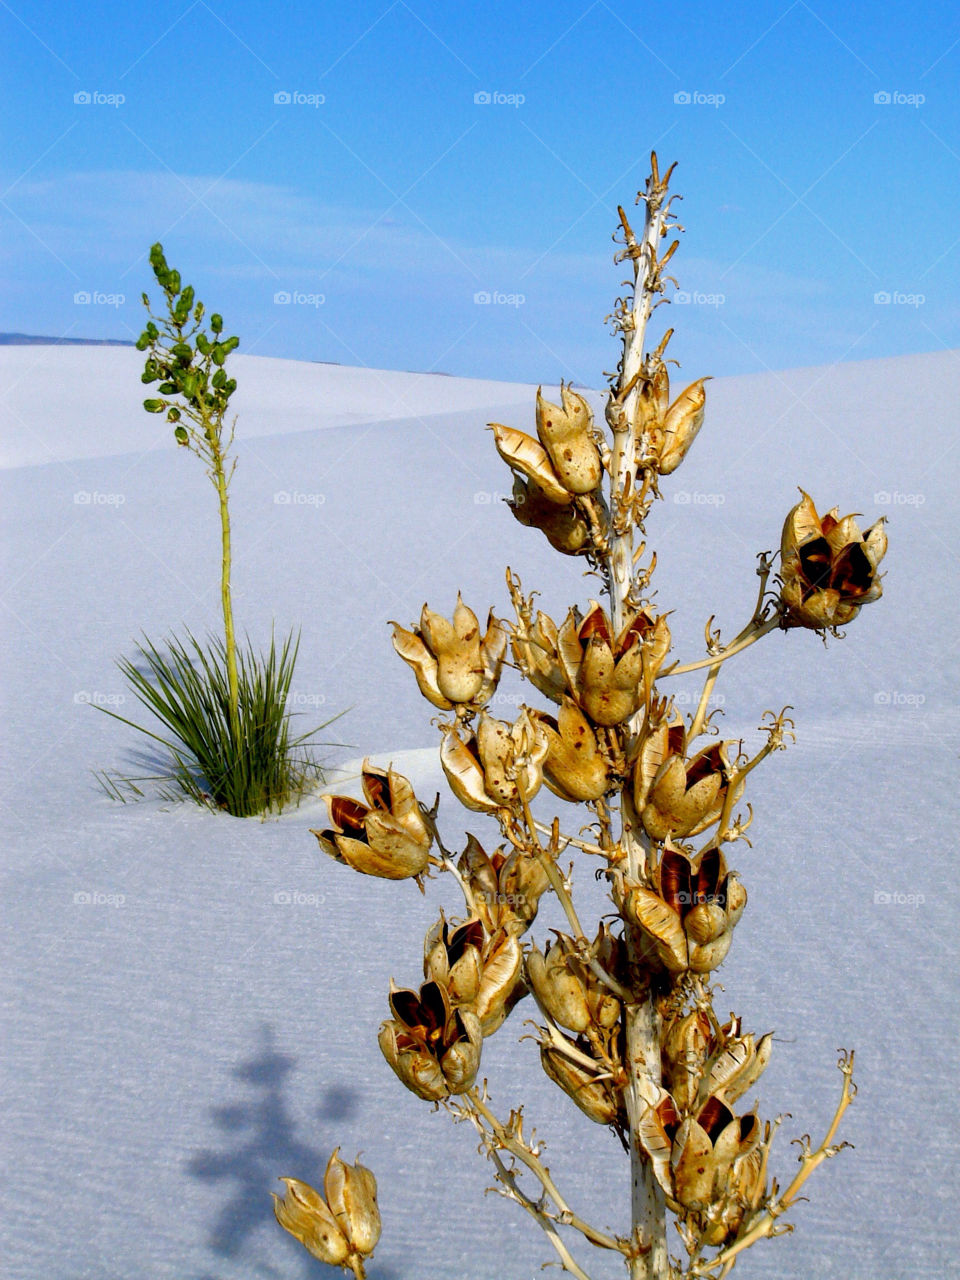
[465,1088,626,1261]
[517,792,633,1003]
[689,1052,857,1276]
[663,615,780,679]
[608,162,673,1280]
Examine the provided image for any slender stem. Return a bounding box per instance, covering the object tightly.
[201,404,241,747]
[690,1052,856,1276]
[662,615,780,678]
[466,1089,626,1257]
[688,662,721,741]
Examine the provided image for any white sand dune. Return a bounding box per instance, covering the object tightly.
[1,344,957,1279]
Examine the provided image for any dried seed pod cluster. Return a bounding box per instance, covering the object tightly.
[273,1151,381,1272]
[287,154,879,1280]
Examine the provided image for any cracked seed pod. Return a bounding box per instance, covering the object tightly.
[635,1089,682,1198]
[457,835,549,936]
[509,474,592,554]
[779,490,887,629]
[637,359,710,476]
[535,385,603,494]
[423,917,484,1005]
[272,1176,350,1266]
[657,377,709,475]
[558,601,671,726]
[475,927,526,1036]
[632,708,687,810]
[533,696,612,802]
[391,596,506,709]
[526,930,621,1034]
[638,740,744,842]
[490,421,574,504]
[662,1008,713,1112]
[625,848,746,974]
[379,980,482,1100]
[701,1139,769,1244]
[323,1149,382,1257]
[511,608,566,704]
[703,1024,773,1108]
[539,1037,621,1126]
[312,762,432,880]
[672,1096,763,1212]
[441,710,548,812]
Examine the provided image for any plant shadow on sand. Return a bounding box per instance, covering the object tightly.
[188,1024,400,1279]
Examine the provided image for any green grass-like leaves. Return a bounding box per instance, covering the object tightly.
[97,628,340,817]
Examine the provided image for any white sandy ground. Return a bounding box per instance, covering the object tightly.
[1,342,958,1280]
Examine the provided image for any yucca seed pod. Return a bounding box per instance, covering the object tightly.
[323,1149,382,1257]
[389,621,453,710]
[539,1040,620,1126]
[509,474,592,554]
[558,601,671,727]
[423,917,484,1005]
[312,763,432,881]
[475,928,525,1036]
[635,1091,681,1198]
[662,1009,712,1112]
[272,1177,350,1265]
[658,377,709,475]
[534,696,612,802]
[490,421,574,504]
[626,849,746,975]
[632,710,687,810]
[391,597,505,709]
[457,837,549,936]
[380,980,483,1099]
[475,709,549,808]
[511,608,567,704]
[639,741,743,842]
[377,1021,448,1101]
[526,939,591,1033]
[535,385,603,494]
[779,489,887,629]
[705,1029,773,1107]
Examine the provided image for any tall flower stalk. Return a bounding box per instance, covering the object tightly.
[279,155,887,1277]
[97,245,333,815]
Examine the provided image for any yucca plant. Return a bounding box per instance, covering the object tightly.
[97,246,334,816]
[275,156,886,1276]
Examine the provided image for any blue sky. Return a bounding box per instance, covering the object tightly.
[2,0,958,384]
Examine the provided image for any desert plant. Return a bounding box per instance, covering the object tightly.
[97,247,334,816]
[277,155,886,1277]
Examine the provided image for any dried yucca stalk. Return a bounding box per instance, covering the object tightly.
[278,154,886,1279]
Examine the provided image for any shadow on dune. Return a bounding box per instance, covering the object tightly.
[187,1024,400,1279]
